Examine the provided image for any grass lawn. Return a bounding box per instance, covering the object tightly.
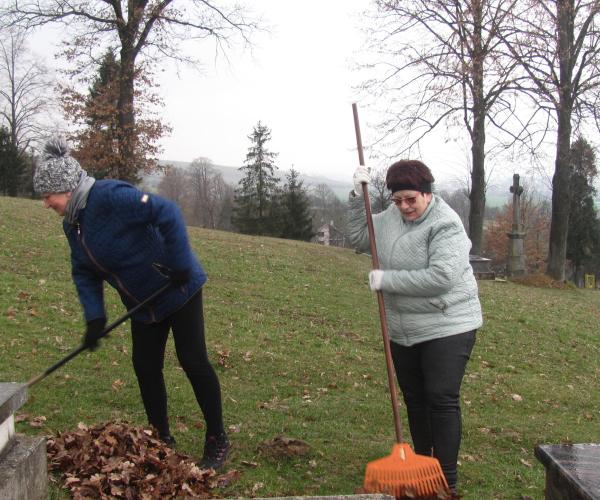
[1,195,599,499]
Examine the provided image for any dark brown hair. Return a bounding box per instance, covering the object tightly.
[386,160,435,193]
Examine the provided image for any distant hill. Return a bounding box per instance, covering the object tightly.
[142,160,353,199]
[143,162,568,207]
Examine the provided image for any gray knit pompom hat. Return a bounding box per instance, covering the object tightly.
[34,137,83,194]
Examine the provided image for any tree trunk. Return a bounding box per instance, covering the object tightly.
[117,51,136,183]
[547,111,572,281]
[546,0,574,281]
[468,2,486,256]
[469,112,486,255]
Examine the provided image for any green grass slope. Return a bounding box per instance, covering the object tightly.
[1,195,599,499]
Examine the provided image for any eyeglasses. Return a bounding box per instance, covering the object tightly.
[391,196,419,207]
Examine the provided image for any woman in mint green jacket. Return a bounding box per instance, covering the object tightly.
[348,159,482,494]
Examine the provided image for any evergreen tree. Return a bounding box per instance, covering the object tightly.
[232,122,280,235]
[279,168,314,241]
[80,50,120,179]
[566,137,600,283]
[0,126,24,196]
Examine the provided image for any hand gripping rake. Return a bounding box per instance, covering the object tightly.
[27,278,172,388]
[351,103,449,498]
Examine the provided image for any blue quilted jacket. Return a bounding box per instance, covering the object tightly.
[63,180,207,324]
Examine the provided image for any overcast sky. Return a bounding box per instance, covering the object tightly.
[31,0,474,187]
[156,0,375,183]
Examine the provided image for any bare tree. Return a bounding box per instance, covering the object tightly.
[158,164,189,212]
[215,180,235,231]
[0,1,259,181]
[438,188,470,229]
[0,29,51,151]
[309,183,347,234]
[369,167,391,213]
[499,0,600,280]
[361,0,523,254]
[188,157,228,229]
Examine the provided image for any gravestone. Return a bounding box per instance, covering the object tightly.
[506,173,527,277]
[535,443,600,499]
[469,254,495,280]
[0,382,47,500]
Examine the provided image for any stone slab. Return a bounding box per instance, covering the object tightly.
[0,415,15,455]
[252,497,394,500]
[0,434,47,500]
[469,254,496,280]
[0,382,27,424]
[535,443,600,500]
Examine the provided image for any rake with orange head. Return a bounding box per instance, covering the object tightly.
[351,104,450,499]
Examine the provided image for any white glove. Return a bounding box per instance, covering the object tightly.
[369,270,384,291]
[352,165,371,196]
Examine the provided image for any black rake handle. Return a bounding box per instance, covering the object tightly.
[27,281,172,388]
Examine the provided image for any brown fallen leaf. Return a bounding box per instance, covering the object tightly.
[111,379,125,391]
[520,458,533,468]
[46,421,240,498]
[217,350,230,367]
[6,307,17,320]
[176,421,189,433]
[241,460,258,468]
[29,415,47,428]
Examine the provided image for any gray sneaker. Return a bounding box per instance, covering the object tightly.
[159,433,176,447]
[199,432,230,470]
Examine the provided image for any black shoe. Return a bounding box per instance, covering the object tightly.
[199,432,230,470]
[159,433,176,447]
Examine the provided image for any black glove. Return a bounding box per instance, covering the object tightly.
[83,318,106,351]
[169,268,190,286]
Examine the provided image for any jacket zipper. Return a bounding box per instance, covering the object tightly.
[76,223,157,322]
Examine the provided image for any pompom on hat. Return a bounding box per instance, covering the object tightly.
[34,137,83,194]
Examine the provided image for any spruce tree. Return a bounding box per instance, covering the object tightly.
[232,122,280,235]
[279,168,314,241]
[0,126,24,196]
[566,137,600,283]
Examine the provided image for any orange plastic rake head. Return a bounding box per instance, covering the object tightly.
[364,443,449,498]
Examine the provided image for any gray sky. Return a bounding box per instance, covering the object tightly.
[157,0,373,183]
[30,0,473,186]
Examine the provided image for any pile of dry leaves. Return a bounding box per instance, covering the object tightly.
[47,421,239,499]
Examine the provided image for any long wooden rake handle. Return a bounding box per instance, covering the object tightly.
[352,103,403,443]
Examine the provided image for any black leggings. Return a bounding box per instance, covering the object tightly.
[131,290,224,438]
[390,330,476,489]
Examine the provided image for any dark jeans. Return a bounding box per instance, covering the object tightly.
[131,290,224,438]
[390,330,476,489]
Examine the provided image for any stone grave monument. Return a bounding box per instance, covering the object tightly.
[506,173,526,277]
[0,382,47,499]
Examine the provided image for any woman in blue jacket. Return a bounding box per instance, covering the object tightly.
[33,137,229,470]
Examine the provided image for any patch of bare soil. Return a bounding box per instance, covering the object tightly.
[510,273,573,289]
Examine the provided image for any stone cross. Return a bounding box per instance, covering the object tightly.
[506,173,526,277]
[510,173,524,232]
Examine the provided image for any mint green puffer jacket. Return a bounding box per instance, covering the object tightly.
[348,194,483,346]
